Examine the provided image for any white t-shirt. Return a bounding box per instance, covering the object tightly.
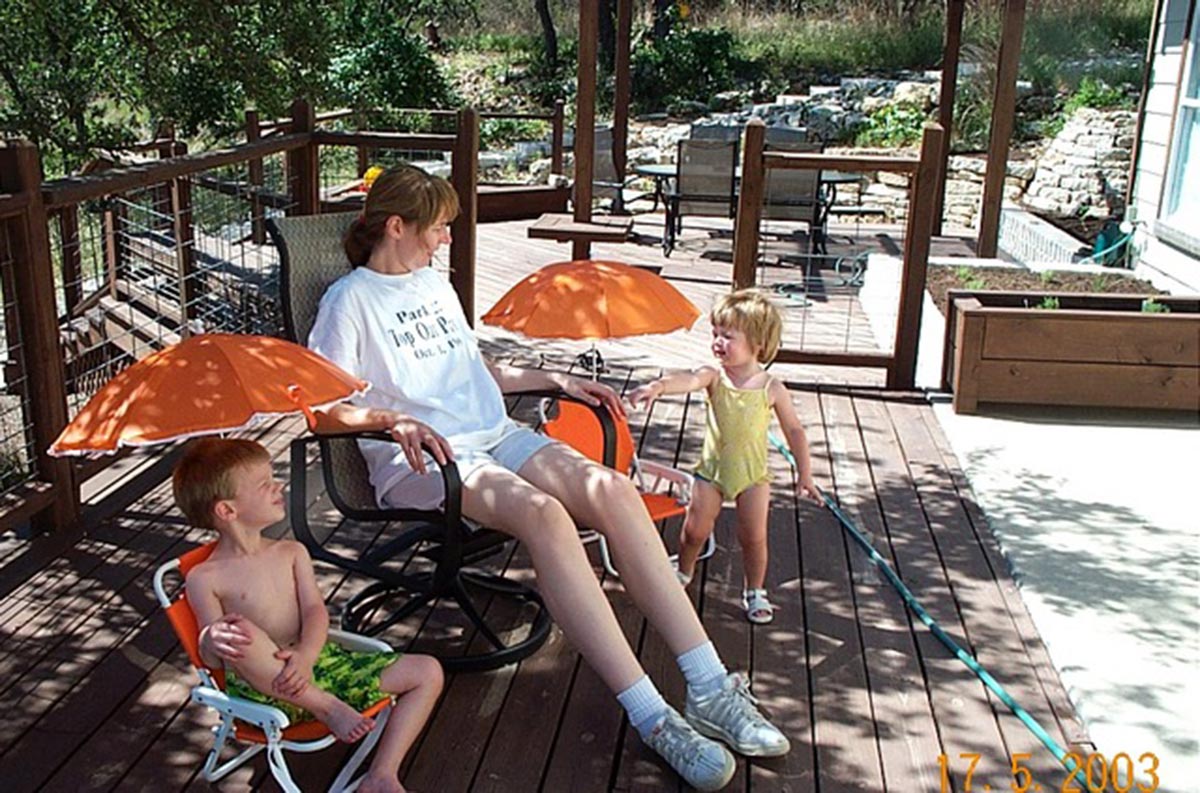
[308,265,514,498]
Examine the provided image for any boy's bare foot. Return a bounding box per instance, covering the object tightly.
[357,773,405,793]
[321,698,375,743]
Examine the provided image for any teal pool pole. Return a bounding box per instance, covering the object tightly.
[769,433,1087,787]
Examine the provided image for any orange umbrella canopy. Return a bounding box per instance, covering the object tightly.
[482,259,701,340]
[50,333,368,457]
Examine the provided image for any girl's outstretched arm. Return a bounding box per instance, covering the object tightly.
[626,366,719,410]
[768,378,821,502]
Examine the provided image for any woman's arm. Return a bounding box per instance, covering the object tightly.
[627,366,718,410]
[485,360,626,418]
[768,378,821,502]
[313,403,454,475]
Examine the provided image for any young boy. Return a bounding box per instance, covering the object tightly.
[174,438,442,793]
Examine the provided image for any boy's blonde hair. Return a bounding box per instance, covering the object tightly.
[172,438,271,530]
[710,289,783,364]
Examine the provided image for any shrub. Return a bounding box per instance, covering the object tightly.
[630,25,755,114]
[855,102,929,148]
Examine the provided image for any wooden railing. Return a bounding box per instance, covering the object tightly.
[0,99,482,535]
[732,118,945,390]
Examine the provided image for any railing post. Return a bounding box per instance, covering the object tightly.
[890,123,944,390]
[933,0,964,236]
[153,121,176,232]
[246,109,267,245]
[169,140,198,331]
[57,206,83,313]
[551,99,565,175]
[0,141,78,532]
[732,119,766,290]
[451,108,479,325]
[287,99,319,216]
[977,0,1026,258]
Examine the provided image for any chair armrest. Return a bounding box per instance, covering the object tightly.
[328,628,395,654]
[192,685,290,731]
[639,460,694,500]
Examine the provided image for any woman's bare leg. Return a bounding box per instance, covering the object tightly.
[459,464,645,693]
[360,655,444,793]
[676,480,723,579]
[734,483,771,590]
[518,443,710,656]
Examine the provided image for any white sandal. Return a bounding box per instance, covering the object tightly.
[742,589,775,624]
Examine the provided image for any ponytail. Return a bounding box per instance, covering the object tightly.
[341,164,460,267]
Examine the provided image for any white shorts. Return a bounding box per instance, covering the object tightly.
[379,425,554,511]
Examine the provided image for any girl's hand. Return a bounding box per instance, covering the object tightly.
[561,375,626,419]
[389,416,454,475]
[796,475,822,504]
[626,381,663,411]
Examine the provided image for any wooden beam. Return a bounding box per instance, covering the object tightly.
[934,0,965,235]
[0,142,78,532]
[169,141,198,330]
[451,108,479,325]
[57,205,83,314]
[245,109,267,245]
[551,99,565,175]
[891,123,945,390]
[288,99,319,216]
[312,130,458,151]
[763,153,919,173]
[732,119,766,290]
[977,0,1027,258]
[573,0,599,260]
[612,0,633,199]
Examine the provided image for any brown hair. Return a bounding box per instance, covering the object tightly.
[710,289,783,364]
[343,164,461,267]
[172,438,271,530]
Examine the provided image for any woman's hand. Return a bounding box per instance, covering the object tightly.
[560,375,626,419]
[389,416,454,475]
[626,381,664,411]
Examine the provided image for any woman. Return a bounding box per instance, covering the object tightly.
[309,165,788,792]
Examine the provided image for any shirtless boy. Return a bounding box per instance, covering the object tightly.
[175,438,442,793]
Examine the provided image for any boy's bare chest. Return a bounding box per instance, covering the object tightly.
[216,555,301,639]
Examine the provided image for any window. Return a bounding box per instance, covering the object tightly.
[1163,8,1200,228]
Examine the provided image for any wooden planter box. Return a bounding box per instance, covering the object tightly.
[941,290,1200,414]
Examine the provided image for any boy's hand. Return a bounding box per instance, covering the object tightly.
[626,381,662,410]
[796,475,822,504]
[200,613,253,662]
[272,648,315,698]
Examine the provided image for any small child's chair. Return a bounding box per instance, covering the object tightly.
[154,543,394,793]
[539,399,715,577]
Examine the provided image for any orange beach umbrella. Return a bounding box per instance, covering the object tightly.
[50,333,368,457]
[482,259,701,340]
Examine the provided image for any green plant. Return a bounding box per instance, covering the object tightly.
[1038,269,1057,286]
[1064,76,1131,114]
[955,265,986,291]
[479,117,548,149]
[854,102,928,148]
[1036,296,1061,310]
[630,24,753,114]
[1141,297,1171,314]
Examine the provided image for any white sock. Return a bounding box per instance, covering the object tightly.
[677,641,727,695]
[616,675,668,739]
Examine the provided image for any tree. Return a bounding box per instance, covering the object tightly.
[534,0,558,71]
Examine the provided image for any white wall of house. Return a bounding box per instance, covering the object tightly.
[1130,0,1199,292]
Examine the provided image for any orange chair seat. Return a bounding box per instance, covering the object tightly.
[234,697,392,743]
[641,492,687,522]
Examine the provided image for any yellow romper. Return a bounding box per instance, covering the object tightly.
[695,372,772,501]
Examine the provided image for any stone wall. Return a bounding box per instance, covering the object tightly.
[1022,108,1136,219]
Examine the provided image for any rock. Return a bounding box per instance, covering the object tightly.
[892,81,933,110]
[862,96,889,113]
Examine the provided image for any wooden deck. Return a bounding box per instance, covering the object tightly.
[0,215,1086,792]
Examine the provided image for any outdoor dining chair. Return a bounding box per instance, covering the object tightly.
[663,138,739,256]
[761,137,827,254]
[689,122,742,143]
[584,125,648,214]
[538,399,715,577]
[267,213,551,673]
[155,543,394,793]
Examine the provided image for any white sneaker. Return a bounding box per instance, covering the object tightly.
[644,707,736,791]
[686,673,790,757]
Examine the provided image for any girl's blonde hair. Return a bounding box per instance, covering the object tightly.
[711,289,783,364]
[343,164,461,266]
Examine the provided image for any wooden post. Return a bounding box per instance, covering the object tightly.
[933,0,964,235]
[246,109,267,245]
[573,0,599,260]
[153,121,176,232]
[0,142,78,532]
[890,123,944,390]
[169,140,198,331]
[102,191,123,299]
[551,99,565,175]
[451,108,479,325]
[57,206,83,313]
[732,119,766,290]
[612,0,633,212]
[287,99,319,216]
[977,0,1026,258]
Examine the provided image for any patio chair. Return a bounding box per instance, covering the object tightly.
[538,399,715,577]
[663,138,739,256]
[763,126,810,147]
[154,543,394,793]
[574,125,647,215]
[267,213,551,673]
[761,137,826,254]
[689,123,742,143]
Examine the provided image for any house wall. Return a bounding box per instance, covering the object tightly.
[1130,0,1199,292]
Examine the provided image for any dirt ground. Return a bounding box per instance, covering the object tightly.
[924,264,1163,315]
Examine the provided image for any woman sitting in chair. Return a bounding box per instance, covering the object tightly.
[309,164,789,792]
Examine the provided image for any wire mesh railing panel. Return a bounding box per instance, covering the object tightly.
[0,226,39,497]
